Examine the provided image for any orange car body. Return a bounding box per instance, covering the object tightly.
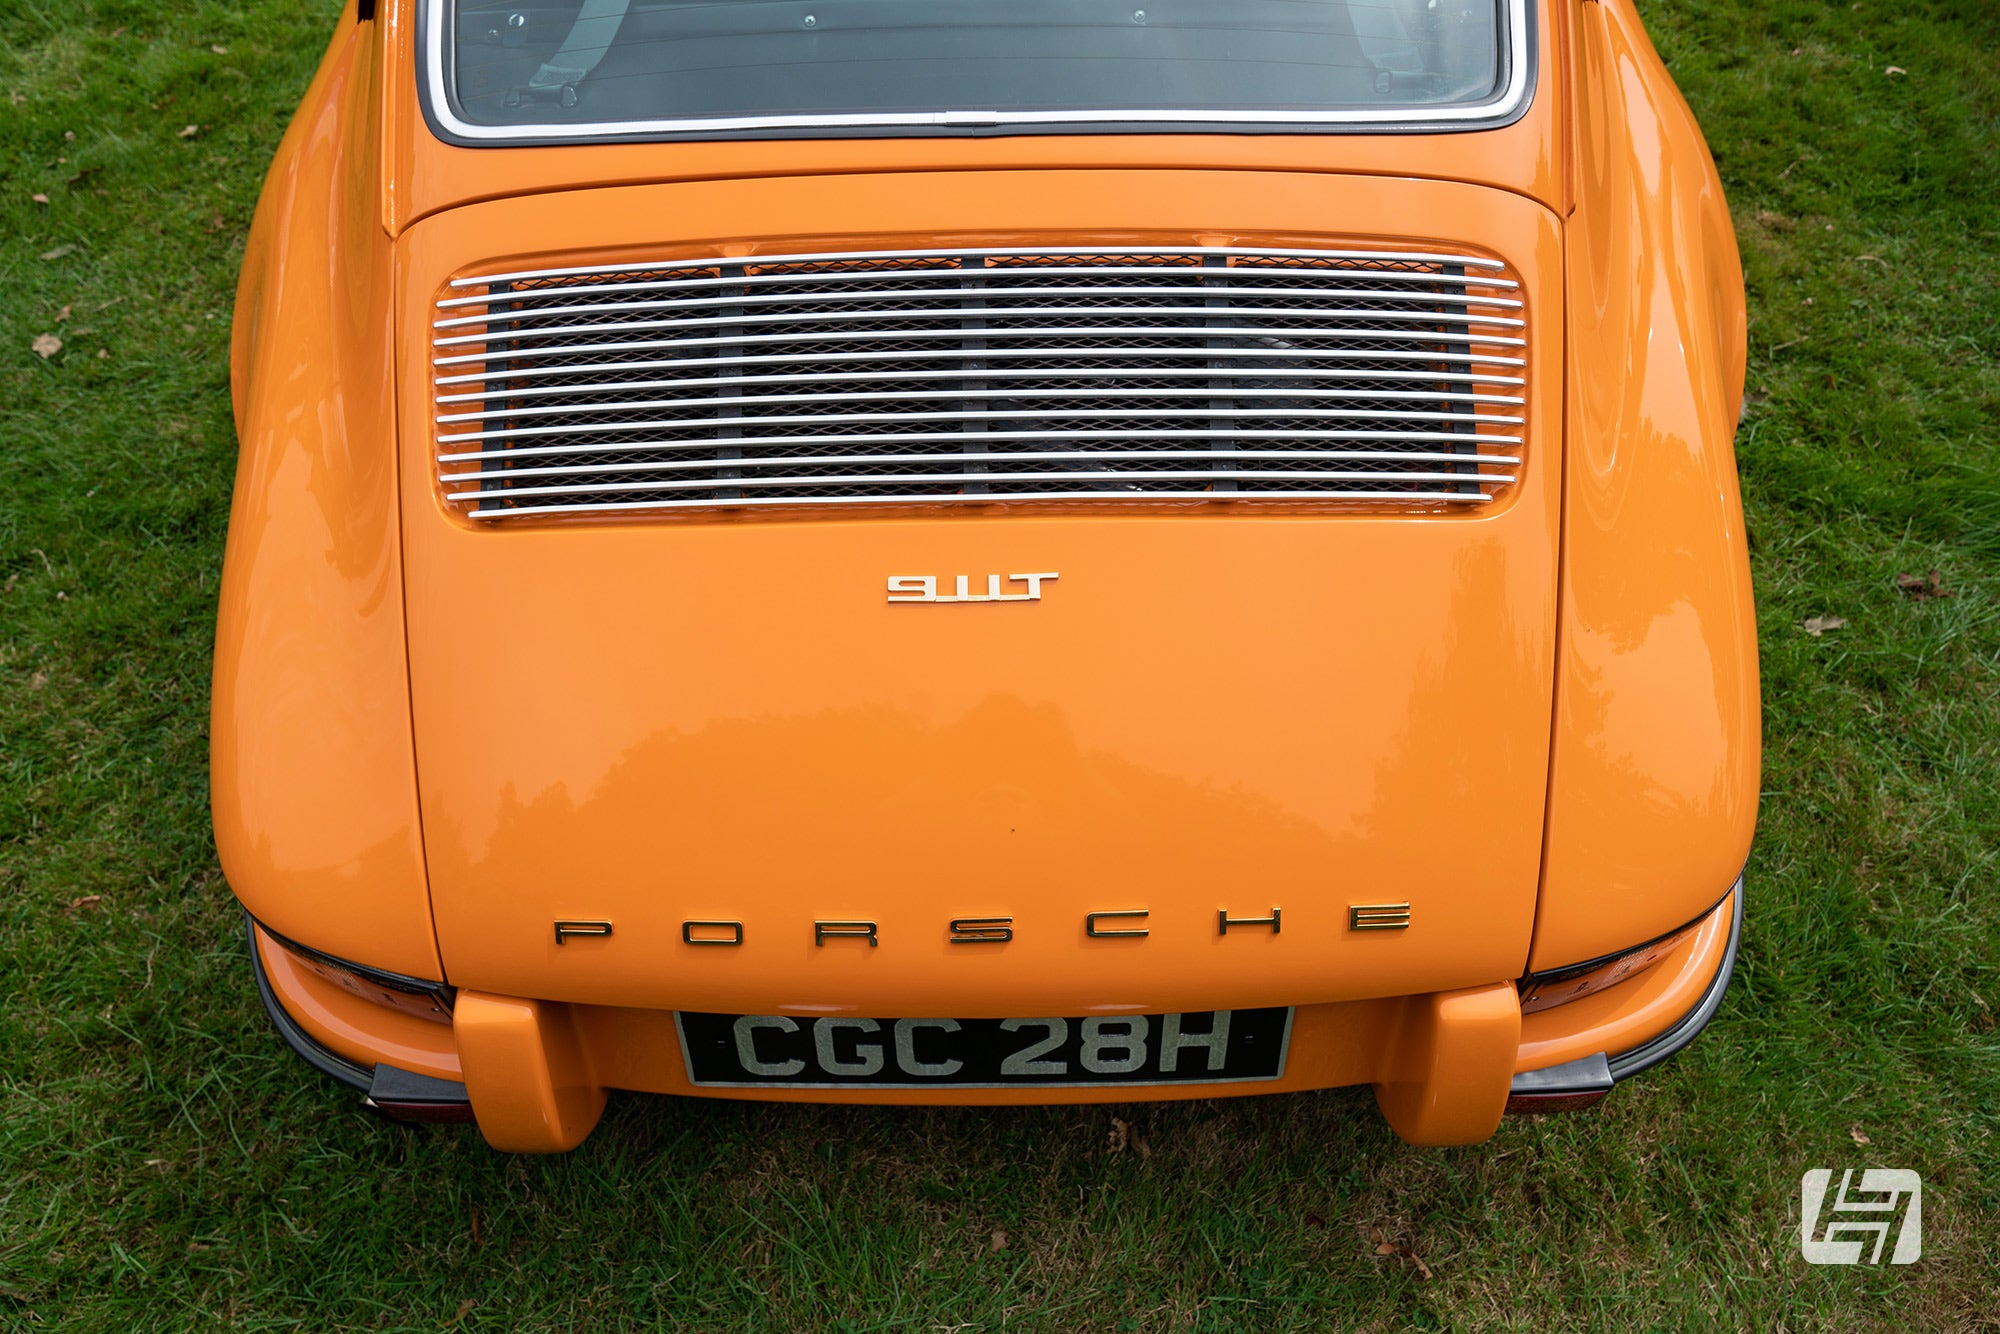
[218,0,1756,1150]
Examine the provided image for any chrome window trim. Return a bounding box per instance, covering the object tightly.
[420,0,1535,145]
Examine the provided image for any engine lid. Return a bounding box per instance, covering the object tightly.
[394,169,1563,1015]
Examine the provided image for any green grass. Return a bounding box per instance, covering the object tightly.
[2,1,1996,1328]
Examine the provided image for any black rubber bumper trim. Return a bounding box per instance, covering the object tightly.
[1605,876,1744,1081]
[246,915,373,1094]
[1507,877,1745,1098]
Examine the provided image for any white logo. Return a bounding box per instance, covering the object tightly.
[1800,1169,1922,1265]
[886,572,1058,604]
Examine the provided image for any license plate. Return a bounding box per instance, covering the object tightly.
[676,1008,1292,1088]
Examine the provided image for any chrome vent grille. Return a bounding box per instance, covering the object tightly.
[432,246,1527,520]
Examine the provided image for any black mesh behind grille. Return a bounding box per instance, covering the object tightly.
[432,247,1526,518]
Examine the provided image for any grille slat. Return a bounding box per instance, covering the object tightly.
[440,408,1526,447]
[440,385,1526,422]
[433,245,1528,519]
[433,319,1526,355]
[435,264,1521,311]
[431,288,1527,331]
[441,429,1523,466]
[435,348,1526,387]
[445,449,1524,484]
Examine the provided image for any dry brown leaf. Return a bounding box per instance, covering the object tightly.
[67,895,103,912]
[1107,1117,1129,1154]
[96,348,110,359]
[989,1226,1009,1253]
[211,44,229,55]
[1374,1242,1397,1256]
[1850,1125,1871,1145]
[1801,615,1847,636]
[1896,569,1954,601]
[32,192,50,204]
[32,333,62,359]
[178,124,199,139]
[208,213,227,231]
[56,305,71,323]
[40,244,75,261]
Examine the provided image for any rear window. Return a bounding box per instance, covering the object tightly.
[431,0,1527,141]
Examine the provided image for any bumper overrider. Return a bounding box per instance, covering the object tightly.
[247,878,1744,1152]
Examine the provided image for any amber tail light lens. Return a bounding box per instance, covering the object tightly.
[1516,922,1700,1016]
[265,928,456,1026]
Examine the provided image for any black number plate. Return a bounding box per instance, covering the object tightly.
[676,1009,1292,1088]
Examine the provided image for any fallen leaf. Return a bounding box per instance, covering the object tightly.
[32,333,62,359]
[1801,615,1847,637]
[1895,569,1954,601]
[1402,1246,1433,1280]
[39,244,75,260]
[207,213,226,232]
[67,895,103,912]
[1107,1117,1129,1154]
[1849,1125,1871,1145]
[989,1226,1009,1252]
[211,44,229,55]
[32,192,50,204]
[1885,65,1907,76]
[1375,1242,1398,1256]
[96,348,110,359]
[1305,1213,1326,1228]
[56,305,71,323]
[178,124,199,139]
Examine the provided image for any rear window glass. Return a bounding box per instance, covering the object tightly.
[437,0,1520,138]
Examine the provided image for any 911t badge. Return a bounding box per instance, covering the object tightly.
[887,572,1058,604]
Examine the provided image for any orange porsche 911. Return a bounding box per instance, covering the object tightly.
[217,0,1756,1151]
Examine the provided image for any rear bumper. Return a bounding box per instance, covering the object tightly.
[246,880,1742,1150]
[1507,880,1744,1112]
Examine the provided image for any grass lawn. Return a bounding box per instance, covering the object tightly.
[2,0,1995,1328]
